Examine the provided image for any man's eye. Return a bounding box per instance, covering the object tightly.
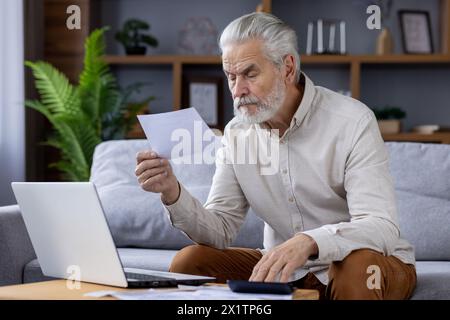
[247,73,257,78]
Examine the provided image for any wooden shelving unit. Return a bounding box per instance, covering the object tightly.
[105,53,450,107]
[104,55,222,65]
[105,0,450,142]
[383,133,450,144]
[105,53,450,65]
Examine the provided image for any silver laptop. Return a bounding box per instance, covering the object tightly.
[11,182,215,288]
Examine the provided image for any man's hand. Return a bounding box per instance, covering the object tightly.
[249,233,318,283]
[135,150,180,205]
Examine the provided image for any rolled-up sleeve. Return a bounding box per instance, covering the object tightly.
[302,111,400,264]
[163,127,250,249]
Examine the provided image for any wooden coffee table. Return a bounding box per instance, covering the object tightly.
[0,280,319,300]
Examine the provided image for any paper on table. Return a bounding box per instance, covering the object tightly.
[84,285,292,300]
[137,108,220,160]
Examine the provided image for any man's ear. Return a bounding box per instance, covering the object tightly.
[283,54,297,84]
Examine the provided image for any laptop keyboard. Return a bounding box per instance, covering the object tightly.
[125,272,175,282]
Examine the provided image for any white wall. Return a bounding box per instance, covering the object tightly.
[0,0,25,206]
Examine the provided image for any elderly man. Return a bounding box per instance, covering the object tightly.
[135,12,416,300]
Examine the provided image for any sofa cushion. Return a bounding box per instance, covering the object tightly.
[386,143,450,261]
[396,191,450,261]
[23,248,178,284]
[23,259,55,284]
[90,140,264,250]
[411,261,450,300]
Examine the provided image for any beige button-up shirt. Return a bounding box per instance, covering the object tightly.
[164,73,415,284]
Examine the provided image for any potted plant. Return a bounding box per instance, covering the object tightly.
[25,27,154,181]
[115,19,159,55]
[372,106,406,134]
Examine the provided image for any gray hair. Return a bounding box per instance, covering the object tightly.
[219,12,301,82]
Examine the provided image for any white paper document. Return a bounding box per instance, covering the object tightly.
[84,285,292,300]
[137,108,220,161]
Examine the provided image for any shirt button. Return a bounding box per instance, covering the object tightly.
[282,169,287,174]
[288,197,294,203]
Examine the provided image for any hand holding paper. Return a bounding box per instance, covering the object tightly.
[137,108,220,161]
[135,108,221,204]
[135,149,180,204]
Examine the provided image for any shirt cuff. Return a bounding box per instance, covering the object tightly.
[300,227,340,264]
[162,183,193,227]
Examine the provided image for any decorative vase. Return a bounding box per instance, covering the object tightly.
[376,28,394,55]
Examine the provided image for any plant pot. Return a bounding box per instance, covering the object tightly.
[125,46,147,55]
[378,119,401,134]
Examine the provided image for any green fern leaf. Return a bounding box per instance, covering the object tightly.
[25,27,155,181]
[26,100,91,180]
[25,61,80,117]
[79,27,119,132]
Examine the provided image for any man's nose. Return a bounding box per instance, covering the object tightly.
[233,77,249,99]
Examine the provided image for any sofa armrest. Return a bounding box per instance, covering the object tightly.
[0,205,36,286]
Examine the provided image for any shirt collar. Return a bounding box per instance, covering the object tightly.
[291,72,316,129]
[256,72,316,133]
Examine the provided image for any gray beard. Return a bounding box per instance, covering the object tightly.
[233,79,286,124]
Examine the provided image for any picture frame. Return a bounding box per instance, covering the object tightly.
[182,76,224,130]
[398,10,434,54]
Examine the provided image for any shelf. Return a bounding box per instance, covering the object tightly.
[104,54,450,65]
[357,54,450,64]
[104,53,450,104]
[102,0,450,109]
[104,55,222,65]
[305,54,450,64]
[382,133,450,144]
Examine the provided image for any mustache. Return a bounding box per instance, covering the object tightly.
[233,95,260,109]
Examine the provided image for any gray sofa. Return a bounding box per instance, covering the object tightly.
[1,140,450,299]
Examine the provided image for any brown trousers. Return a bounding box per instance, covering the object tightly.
[169,245,416,300]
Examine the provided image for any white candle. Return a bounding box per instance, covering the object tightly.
[307,22,313,55]
[329,24,336,53]
[340,21,346,54]
[317,19,323,54]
